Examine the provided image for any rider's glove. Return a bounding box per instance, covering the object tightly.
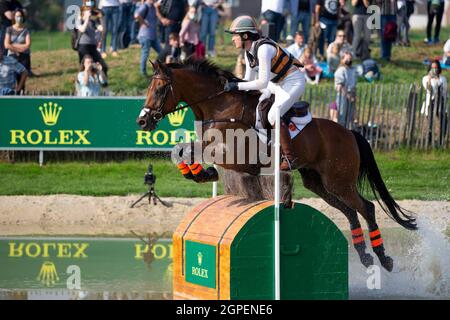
[224,82,239,92]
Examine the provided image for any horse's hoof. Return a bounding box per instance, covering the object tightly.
[381,256,394,272]
[360,253,374,268]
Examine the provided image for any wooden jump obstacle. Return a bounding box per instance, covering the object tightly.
[173,195,348,300]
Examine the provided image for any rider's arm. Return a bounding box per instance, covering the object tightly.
[238,44,276,91]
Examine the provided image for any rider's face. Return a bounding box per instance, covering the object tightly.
[232,34,242,49]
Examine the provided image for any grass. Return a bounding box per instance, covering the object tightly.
[26,28,450,93]
[1,151,449,200]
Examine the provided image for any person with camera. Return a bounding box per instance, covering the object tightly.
[4,8,30,75]
[334,51,357,128]
[135,0,161,76]
[421,59,447,117]
[156,0,188,48]
[76,54,108,96]
[77,6,109,76]
[157,32,181,63]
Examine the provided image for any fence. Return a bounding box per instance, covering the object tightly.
[3,83,449,163]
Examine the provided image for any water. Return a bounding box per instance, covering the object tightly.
[0,218,448,300]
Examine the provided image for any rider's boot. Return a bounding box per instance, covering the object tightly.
[274,121,301,171]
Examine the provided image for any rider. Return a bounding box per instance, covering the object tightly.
[224,15,306,171]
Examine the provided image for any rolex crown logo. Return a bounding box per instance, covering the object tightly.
[37,261,60,287]
[39,102,63,126]
[168,108,187,127]
[197,252,203,266]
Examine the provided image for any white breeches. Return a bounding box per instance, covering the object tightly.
[259,69,306,126]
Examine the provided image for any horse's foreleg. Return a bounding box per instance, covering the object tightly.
[299,169,374,268]
[172,143,219,183]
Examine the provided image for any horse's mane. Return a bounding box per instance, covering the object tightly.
[167,58,244,84]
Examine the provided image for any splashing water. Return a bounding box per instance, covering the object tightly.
[349,215,450,299]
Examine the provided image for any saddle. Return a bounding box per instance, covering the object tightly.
[258,97,310,130]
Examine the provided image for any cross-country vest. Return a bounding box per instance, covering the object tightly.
[245,37,303,83]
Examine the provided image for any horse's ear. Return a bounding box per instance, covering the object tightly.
[150,60,158,73]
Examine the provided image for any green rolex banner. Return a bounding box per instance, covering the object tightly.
[0,97,196,150]
[0,237,173,292]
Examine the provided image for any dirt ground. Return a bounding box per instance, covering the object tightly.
[0,195,448,236]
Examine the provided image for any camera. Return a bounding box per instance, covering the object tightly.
[144,165,156,186]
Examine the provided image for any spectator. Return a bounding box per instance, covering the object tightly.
[261,0,285,43]
[4,9,30,74]
[76,6,109,76]
[326,29,352,73]
[352,0,371,59]
[397,0,410,46]
[0,0,23,53]
[118,0,133,49]
[200,0,222,58]
[0,47,27,95]
[179,5,200,60]
[425,0,445,44]
[443,38,450,65]
[135,0,161,76]
[76,54,108,97]
[156,0,188,48]
[315,0,344,58]
[377,0,397,61]
[129,0,142,45]
[300,47,322,85]
[157,32,181,63]
[99,0,121,58]
[338,2,353,44]
[286,31,308,59]
[421,60,447,116]
[290,0,313,43]
[334,51,356,128]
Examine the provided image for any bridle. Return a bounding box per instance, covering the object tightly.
[141,73,255,130]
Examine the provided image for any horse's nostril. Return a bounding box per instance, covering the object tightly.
[137,119,147,127]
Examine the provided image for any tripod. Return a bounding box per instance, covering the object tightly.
[130,183,172,208]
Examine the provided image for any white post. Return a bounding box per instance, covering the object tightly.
[212,164,218,198]
[39,150,44,167]
[274,108,281,300]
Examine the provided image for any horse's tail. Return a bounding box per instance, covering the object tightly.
[351,130,417,230]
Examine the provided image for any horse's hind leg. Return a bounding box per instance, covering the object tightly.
[299,169,374,268]
[324,181,394,272]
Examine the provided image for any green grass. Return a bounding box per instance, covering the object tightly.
[1,151,448,200]
[26,28,450,93]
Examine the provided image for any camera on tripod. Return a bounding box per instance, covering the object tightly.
[130,164,171,208]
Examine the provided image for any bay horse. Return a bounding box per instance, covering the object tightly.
[136,59,417,272]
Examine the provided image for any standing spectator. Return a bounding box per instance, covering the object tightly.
[315,0,344,58]
[421,60,447,117]
[290,0,314,43]
[338,2,353,44]
[77,54,108,97]
[99,0,121,58]
[286,31,308,59]
[135,0,161,76]
[397,0,410,46]
[261,0,285,43]
[300,47,322,85]
[200,0,222,58]
[352,0,370,59]
[0,0,23,54]
[129,0,142,45]
[118,0,133,49]
[326,29,352,73]
[156,0,188,48]
[157,32,181,63]
[334,51,356,128]
[425,0,445,44]
[4,9,30,74]
[77,7,109,76]
[377,0,397,61]
[0,47,27,95]
[179,5,200,60]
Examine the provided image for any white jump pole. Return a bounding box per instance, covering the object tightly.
[212,164,218,198]
[274,108,281,300]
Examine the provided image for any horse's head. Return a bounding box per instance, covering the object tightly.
[136,60,179,131]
